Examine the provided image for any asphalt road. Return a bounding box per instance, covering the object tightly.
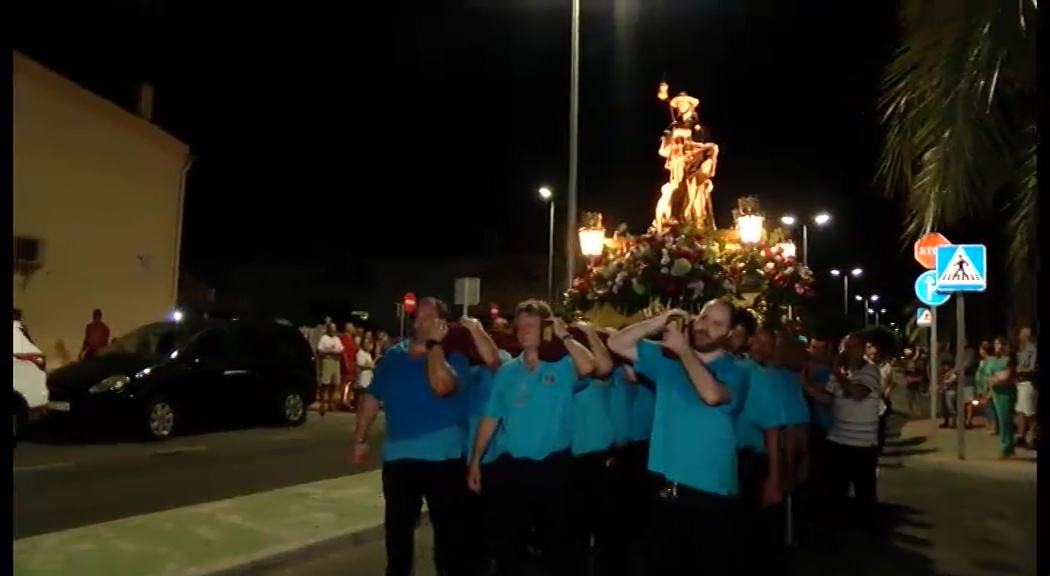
[255,464,1037,576]
[12,411,383,540]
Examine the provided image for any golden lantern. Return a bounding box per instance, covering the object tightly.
[578,212,606,257]
[657,82,669,101]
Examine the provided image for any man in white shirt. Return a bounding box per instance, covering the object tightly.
[1014,327,1038,448]
[316,322,345,415]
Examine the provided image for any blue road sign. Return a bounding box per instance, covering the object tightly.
[915,307,933,327]
[914,270,950,307]
[934,244,987,292]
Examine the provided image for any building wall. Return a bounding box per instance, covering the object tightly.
[12,53,189,367]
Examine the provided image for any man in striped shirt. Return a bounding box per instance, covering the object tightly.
[803,327,897,527]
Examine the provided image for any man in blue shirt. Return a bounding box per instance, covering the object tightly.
[468,299,597,576]
[351,297,500,576]
[607,300,749,576]
[566,323,616,574]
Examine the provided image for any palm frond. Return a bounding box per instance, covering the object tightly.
[877,0,1038,277]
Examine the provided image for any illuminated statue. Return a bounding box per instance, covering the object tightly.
[653,83,720,231]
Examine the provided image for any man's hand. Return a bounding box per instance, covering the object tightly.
[660,326,691,355]
[460,316,483,333]
[351,441,369,465]
[551,317,570,339]
[659,308,690,324]
[572,320,598,334]
[467,463,482,493]
[418,319,449,343]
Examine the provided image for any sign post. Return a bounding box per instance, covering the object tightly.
[913,233,951,422]
[934,244,988,461]
[454,278,482,318]
[914,271,950,422]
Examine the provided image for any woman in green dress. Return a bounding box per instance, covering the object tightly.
[987,337,1017,458]
[974,341,998,434]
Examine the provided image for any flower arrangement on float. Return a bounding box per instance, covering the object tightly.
[563,220,816,322]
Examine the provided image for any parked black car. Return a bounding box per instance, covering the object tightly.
[45,318,316,440]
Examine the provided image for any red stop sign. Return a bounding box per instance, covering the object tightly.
[913,232,951,269]
[402,292,417,314]
[489,303,500,319]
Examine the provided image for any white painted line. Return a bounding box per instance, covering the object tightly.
[151,445,210,456]
[13,462,75,473]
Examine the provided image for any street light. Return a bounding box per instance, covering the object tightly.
[539,187,555,302]
[855,293,880,325]
[564,0,581,293]
[780,212,831,265]
[829,267,862,315]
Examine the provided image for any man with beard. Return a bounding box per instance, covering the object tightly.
[468,299,597,576]
[352,298,494,576]
[607,300,749,576]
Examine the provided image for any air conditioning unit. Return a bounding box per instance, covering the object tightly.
[13,236,43,274]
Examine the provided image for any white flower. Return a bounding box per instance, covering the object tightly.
[660,267,670,274]
[764,262,775,271]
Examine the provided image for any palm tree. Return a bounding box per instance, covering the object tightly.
[878,0,1038,280]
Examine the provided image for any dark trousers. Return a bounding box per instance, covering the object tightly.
[738,449,785,569]
[569,449,625,575]
[466,460,507,575]
[877,398,892,453]
[382,458,467,576]
[620,440,651,574]
[823,440,879,522]
[644,479,741,576]
[493,451,574,576]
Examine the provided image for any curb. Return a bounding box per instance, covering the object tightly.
[191,513,430,576]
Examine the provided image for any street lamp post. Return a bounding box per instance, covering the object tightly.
[829,267,863,315]
[565,0,581,293]
[854,293,880,325]
[539,187,555,302]
[780,213,831,266]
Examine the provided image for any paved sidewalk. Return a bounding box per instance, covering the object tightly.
[13,470,386,576]
[886,418,1037,482]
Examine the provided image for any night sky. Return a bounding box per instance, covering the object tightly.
[14,0,919,313]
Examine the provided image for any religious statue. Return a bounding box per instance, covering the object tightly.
[652,82,720,231]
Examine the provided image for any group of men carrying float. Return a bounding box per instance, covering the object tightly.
[351,295,895,576]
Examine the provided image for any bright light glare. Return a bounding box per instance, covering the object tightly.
[854,295,863,301]
[880,308,887,314]
[830,269,841,276]
[780,215,797,226]
[868,308,875,314]
[578,227,606,257]
[870,294,880,302]
[171,310,184,322]
[538,187,552,200]
[814,213,831,225]
[737,214,765,244]
[851,268,863,276]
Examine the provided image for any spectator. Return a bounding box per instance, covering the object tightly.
[988,337,1017,458]
[974,341,998,434]
[315,322,344,416]
[1014,327,1037,449]
[79,309,111,360]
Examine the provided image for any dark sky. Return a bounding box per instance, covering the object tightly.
[14,0,920,310]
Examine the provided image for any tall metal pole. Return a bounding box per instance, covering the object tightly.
[802,224,810,266]
[842,276,850,315]
[955,295,967,459]
[565,0,581,293]
[547,200,556,302]
[929,307,940,422]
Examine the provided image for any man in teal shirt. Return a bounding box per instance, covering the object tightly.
[468,300,598,576]
[608,301,749,576]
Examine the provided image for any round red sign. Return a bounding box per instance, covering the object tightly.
[913,232,951,270]
[402,292,417,314]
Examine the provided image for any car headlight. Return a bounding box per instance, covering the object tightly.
[89,375,130,394]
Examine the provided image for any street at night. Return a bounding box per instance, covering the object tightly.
[13,413,381,540]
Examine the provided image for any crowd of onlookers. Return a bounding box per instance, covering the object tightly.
[301,319,397,414]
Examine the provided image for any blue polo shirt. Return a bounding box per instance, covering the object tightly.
[629,377,655,442]
[736,361,789,453]
[774,367,811,426]
[607,366,634,446]
[483,354,583,460]
[635,340,749,496]
[369,342,472,462]
[807,365,833,429]
[463,350,513,464]
[572,377,616,455]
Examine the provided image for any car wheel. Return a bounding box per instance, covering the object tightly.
[279,390,307,427]
[143,397,177,440]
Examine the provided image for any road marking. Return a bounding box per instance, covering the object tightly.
[13,462,75,473]
[151,446,209,457]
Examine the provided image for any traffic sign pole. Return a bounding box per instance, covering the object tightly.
[955,295,966,460]
[930,307,939,424]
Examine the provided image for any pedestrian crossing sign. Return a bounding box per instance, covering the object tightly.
[934,244,987,292]
[915,308,933,327]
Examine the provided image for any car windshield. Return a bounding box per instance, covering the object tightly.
[97,322,185,357]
